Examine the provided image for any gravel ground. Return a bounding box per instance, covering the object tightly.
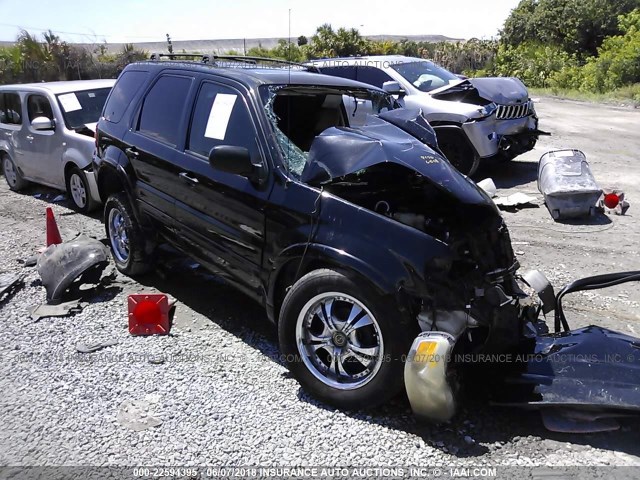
[1,97,640,470]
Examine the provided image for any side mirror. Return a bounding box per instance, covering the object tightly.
[209,145,254,178]
[382,81,406,97]
[31,116,55,131]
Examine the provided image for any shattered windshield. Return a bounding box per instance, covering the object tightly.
[261,84,396,176]
[390,61,460,93]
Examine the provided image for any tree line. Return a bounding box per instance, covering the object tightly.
[1,0,639,100]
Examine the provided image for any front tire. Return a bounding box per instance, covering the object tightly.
[104,192,150,276]
[2,154,29,191]
[66,166,97,213]
[278,268,415,410]
[435,128,480,176]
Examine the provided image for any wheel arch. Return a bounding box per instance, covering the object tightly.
[267,243,406,325]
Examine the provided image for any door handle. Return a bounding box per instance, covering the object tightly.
[179,172,199,185]
[125,147,139,158]
[26,135,34,141]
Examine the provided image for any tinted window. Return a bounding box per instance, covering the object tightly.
[103,71,148,123]
[1,93,22,125]
[188,82,259,160]
[319,66,357,81]
[0,94,5,124]
[356,66,394,88]
[57,88,111,129]
[138,75,192,146]
[27,94,54,122]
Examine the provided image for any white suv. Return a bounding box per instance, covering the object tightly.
[310,56,543,175]
[0,79,115,212]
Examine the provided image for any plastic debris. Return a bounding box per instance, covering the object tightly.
[0,272,24,300]
[476,178,497,198]
[76,339,118,353]
[52,194,66,203]
[493,192,538,209]
[28,299,84,321]
[117,398,163,431]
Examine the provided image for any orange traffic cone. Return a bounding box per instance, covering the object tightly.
[46,207,62,247]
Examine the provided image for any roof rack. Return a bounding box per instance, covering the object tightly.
[148,53,319,72]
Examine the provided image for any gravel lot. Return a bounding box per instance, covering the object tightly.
[1,97,640,470]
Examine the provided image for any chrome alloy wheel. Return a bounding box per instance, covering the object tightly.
[296,292,384,390]
[108,208,129,263]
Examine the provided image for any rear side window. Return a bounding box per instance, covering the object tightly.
[27,95,54,122]
[356,66,394,89]
[0,93,22,125]
[103,71,148,123]
[188,82,259,159]
[137,75,192,146]
[319,66,357,81]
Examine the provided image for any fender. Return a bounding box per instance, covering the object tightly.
[96,145,145,222]
[266,193,455,321]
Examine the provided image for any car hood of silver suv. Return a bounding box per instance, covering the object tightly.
[430,77,530,107]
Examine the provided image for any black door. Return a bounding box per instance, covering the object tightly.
[172,79,272,298]
[124,73,195,227]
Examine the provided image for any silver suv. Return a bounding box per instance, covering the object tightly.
[0,79,115,212]
[310,56,543,175]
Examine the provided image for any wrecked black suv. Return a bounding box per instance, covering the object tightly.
[94,56,536,415]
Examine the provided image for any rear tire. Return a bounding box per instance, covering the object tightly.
[66,166,97,213]
[2,154,29,191]
[104,192,150,276]
[278,268,415,410]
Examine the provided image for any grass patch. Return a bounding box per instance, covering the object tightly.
[530,84,640,107]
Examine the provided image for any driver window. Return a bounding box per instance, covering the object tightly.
[27,95,54,122]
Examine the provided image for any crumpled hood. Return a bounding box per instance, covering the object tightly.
[301,113,492,206]
[468,77,529,105]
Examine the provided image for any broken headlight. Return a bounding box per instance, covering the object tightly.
[477,103,497,119]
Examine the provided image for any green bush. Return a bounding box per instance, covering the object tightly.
[579,10,640,91]
[483,42,578,88]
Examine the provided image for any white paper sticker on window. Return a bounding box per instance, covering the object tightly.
[88,92,96,98]
[58,93,82,112]
[204,93,237,140]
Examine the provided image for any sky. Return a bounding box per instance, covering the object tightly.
[0,0,522,43]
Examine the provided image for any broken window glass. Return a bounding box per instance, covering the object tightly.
[261,85,396,178]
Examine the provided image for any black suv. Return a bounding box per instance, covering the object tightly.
[94,57,533,413]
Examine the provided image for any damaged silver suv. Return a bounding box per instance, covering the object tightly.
[311,55,544,175]
[94,56,539,418]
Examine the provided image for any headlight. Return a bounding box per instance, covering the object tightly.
[478,103,497,118]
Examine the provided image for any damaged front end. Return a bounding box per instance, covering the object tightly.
[291,111,534,421]
[264,86,537,421]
